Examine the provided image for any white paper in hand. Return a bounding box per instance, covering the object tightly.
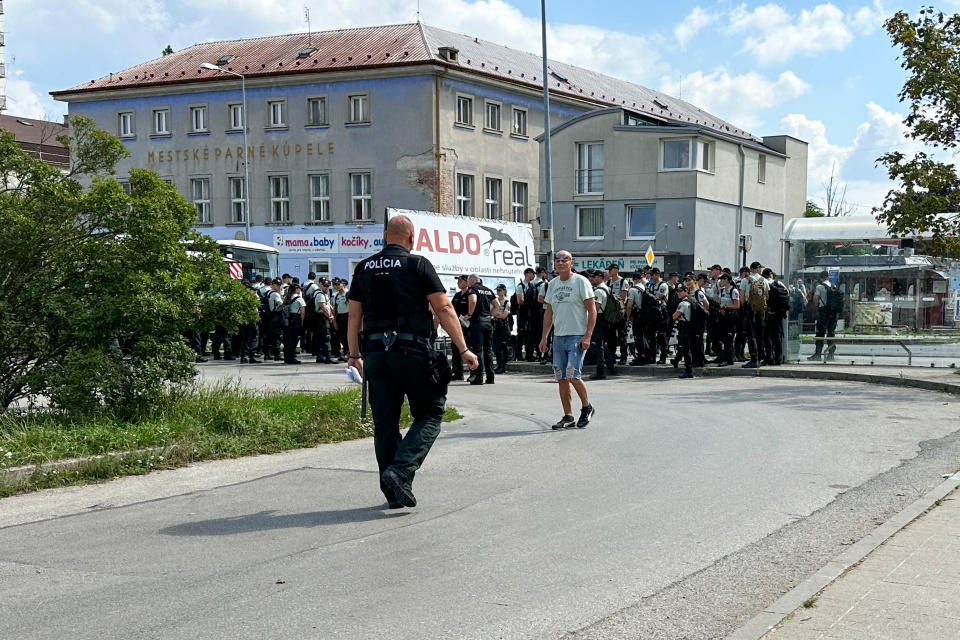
[345,366,363,385]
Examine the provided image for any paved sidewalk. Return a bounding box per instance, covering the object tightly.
[764,487,960,640]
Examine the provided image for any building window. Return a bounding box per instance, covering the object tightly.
[758,154,766,183]
[698,139,711,171]
[577,206,604,239]
[662,139,692,170]
[229,103,244,130]
[456,174,474,216]
[307,97,327,126]
[267,100,286,127]
[309,260,331,278]
[350,172,372,220]
[576,142,604,194]
[229,177,246,223]
[310,174,331,222]
[485,101,501,131]
[627,205,656,239]
[153,108,170,135]
[484,178,502,220]
[191,178,210,223]
[118,180,133,195]
[755,211,764,228]
[348,94,369,123]
[512,108,527,136]
[118,112,134,138]
[190,106,207,132]
[456,96,474,126]
[269,176,290,222]
[662,138,711,171]
[511,181,528,222]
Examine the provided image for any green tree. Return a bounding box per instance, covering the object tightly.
[879,8,960,255]
[162,45,174,56]
[805,200,825,218]
[0,116,257,414]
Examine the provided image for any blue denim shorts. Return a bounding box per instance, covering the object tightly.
[552,334,586,380]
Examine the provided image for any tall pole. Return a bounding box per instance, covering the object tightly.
[540,0,554,263]
[240,74,251,243]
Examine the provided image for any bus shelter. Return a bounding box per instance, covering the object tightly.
[781,217,960,366]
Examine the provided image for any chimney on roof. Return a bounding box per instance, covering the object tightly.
[438,47,459,63]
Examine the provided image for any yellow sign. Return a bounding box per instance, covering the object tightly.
[645,245,655,267]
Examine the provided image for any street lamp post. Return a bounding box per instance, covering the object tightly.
[200,62,251,243]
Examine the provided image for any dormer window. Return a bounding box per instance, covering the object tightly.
[653,98,669,110]
[438,47,459,63]
[216,55,234,66]
[297,47,316,59]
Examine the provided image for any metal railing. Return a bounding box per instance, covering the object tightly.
[576,169,604,194]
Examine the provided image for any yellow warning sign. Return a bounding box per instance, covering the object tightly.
[645,245,655,267]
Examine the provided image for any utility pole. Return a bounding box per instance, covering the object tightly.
[540,0,554,265]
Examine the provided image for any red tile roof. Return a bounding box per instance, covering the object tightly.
[52,22,757,141]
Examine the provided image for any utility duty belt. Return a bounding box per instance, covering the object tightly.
[366,331,431,352]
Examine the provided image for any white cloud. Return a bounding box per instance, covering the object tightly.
[5,72,64,120]
[850,0,891,35]
[674,7,717,51]
[74,0,171,33]
[661,69,810,131]
[780,103,926,212]
[729,3,853,63]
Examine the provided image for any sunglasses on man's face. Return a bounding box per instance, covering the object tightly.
[554,255,572,262]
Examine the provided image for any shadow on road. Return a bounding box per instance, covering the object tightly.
[159,506,408,536]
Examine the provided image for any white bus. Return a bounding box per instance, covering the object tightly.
[214,240,279,280]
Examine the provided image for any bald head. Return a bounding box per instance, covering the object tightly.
[385,215,415,249]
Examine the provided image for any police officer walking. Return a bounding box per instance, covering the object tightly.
[264,278,285,361]
[347,215,478,509]
[313,277,335,364]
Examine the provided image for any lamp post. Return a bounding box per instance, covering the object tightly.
[200,62,251,243]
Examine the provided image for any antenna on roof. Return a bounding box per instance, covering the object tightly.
[416,0,422,22]
[679,76,682,100]
[304,6,311,47]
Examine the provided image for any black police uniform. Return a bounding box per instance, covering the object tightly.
[450,286,470,380]
[466,282,496,384]
[349,243,448,504]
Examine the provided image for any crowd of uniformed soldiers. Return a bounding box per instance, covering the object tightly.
[507,260,829,380]
[188,272,353,366]
[190,259,837,383]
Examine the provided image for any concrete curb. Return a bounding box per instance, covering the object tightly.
[505,362,960,395]
[0,446,173,483]
[724,473,960,640]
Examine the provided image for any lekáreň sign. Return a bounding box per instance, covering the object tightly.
[387,208,534,280]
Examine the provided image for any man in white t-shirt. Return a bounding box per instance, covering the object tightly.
[539,251,597,430]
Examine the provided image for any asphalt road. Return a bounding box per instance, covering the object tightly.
[2,364,960,639]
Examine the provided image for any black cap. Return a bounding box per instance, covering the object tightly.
[318,277,331,286]
[709,264,723,271]
[291,277,300,285]
[271,278,282,286]
[524,267,536,275]
[331,277,341,284]
[496,283,507,290]
[340,279,348,286]
[649,267,661,275]
[536,266,547,274]
[607,263,620,270]
[676,284,688,292]
[457,274,468,281]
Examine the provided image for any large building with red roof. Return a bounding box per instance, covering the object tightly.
[52,22,805,278]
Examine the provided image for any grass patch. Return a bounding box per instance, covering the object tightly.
[0,383,461,498]
[802,596,818,608]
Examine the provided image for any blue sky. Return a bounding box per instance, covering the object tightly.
[5,0,949,213]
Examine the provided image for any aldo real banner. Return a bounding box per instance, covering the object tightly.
[386,208,535,281]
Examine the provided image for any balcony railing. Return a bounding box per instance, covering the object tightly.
[576,169,604,195]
